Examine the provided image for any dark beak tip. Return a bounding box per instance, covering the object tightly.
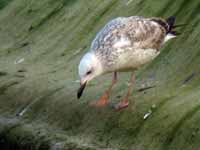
[77,93,81,99]
[77,82,87,99]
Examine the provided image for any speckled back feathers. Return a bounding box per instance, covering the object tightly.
[88,16,175,72]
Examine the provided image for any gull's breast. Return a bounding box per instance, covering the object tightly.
[115,48,160,71]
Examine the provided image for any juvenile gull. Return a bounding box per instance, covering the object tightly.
[77,16,180,109]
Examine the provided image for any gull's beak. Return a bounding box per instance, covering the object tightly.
[77,80,87,99]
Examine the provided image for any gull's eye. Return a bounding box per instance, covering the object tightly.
[86,70,92,75]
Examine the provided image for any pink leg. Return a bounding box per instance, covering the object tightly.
[89,72,117,107]
[114,72,135,110]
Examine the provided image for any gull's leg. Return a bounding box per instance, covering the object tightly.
[89,72,117,107]
[114,72,135,110]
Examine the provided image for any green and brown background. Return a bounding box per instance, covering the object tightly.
[0,0,200,149]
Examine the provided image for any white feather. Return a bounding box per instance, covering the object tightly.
[114,48,160,71]
[164,33,176,43]
[113,37,131,48]
[78,52,103,83]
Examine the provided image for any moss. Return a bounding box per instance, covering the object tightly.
[0,0,13,9]
[163,103,200,150]
[0,81,19,95]
[28,2,64,31]
[0,0,200,149]
[62,0,77,6]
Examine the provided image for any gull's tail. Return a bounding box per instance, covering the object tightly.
[166,16,186,36]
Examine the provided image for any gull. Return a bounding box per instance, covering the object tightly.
[77,16,181,109]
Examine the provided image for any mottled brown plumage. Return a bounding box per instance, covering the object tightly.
[92,16,167,51]
[90,16,169,71]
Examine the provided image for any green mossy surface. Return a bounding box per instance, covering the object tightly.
[0,0,200,149]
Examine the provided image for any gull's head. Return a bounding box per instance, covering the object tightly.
[77,52,103,99]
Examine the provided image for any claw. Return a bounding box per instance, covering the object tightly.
[113,101,129,110]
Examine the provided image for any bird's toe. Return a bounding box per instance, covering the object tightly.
[113,101,129,110]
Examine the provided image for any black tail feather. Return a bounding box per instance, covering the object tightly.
[170,31,181,36]
[173,23,187,28]
[166,16,176,32]
[166,16,176,34]
[166,16,186,35]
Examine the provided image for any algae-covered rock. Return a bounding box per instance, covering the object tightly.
[0,0,200,149]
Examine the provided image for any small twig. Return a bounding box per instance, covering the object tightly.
[182,72,197,84]
[137,85,156,92]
